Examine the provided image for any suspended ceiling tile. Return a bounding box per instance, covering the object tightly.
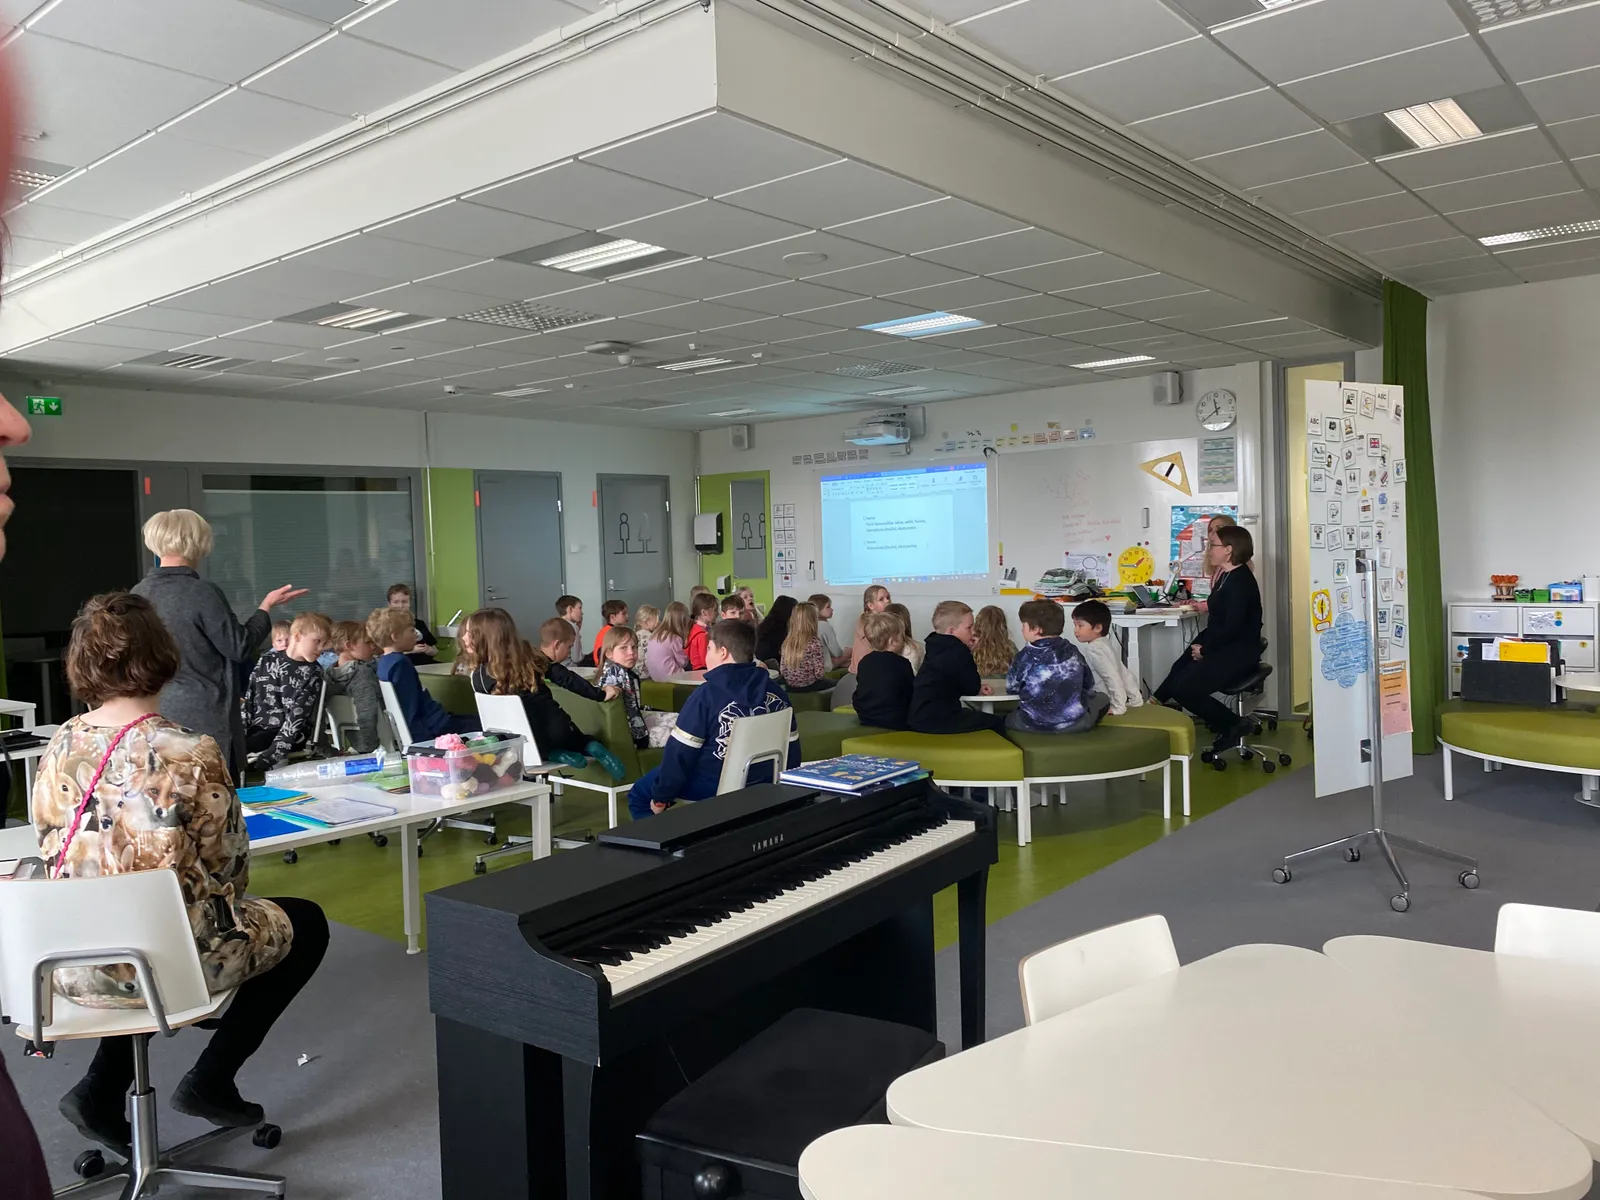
[101,306,250,337]
[1494,233,1600,267]
[1363,236,1486,268]
[170,87,349,161]
[881,275,1036,312]
[1248,163,1403,211]
[245,34,455,118]
[786,298,924,330]
[1132,89,1320,160]
[406,258,575,301]
[1518,64,1600,124]
[241,258,392,303]
[620,258,784,302]
[37,134,264,221]
[1051,37,1260,125]
[469,161,700,231]
[1295,191,1433,235]
[32,0,323,84]
[5,202,122,246]
[527,281,686,318]
[291,234,481,282]
[713,314,840,344]
[585,113,840,198]
[5,235,69,269]
[1211,0,1468,85]
[721,160,942,229]
[1548,114,1600,158]
[1401,256,1513,283]
[1480,4,1600,82]
[603,200,809,258]
[918,227,1099,275]
[1334,214,1463,253]
[994,253,1152,293]
[369,201,582,259]
[712,231,899,278]
[53,323,193,352]
[1448,190,1600,237]
[1281,36,1504,125]
[1575,153,1600,187]
[1376,127,1561,190]
[809,255,968,297]
[1198,130,1366,189]
[1507,259,1600,283]
[828,197,1026,255]
[958,293,1091,324]
[1059,274,1204,307]
[346,280,507,317]
[630,299,772,332]
[8,33,223,165]
[224,320,375,350]
[346,0,585,70]
[1415,161,1583,212]
[716,278,863,316]
[780,328,902,354]
[958,0,1195,82]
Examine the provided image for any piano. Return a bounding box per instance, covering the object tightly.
[427,776,997,1200]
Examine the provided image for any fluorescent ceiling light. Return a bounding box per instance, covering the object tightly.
[1482,218,1600,247]
[707,407,758,417]
[1383,99,1482,149]
[164,354,229,369]
[1468,0,1570,26]
[538,238,669,273]
[858,311,988,338]
[868,385,930,397]
[494,386,550,398]
[1072,354,1157,369]
[1259,0,1308,7]
[315,306,409,329]
[658,357,733,372]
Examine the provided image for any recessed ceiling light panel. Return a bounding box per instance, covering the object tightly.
[494,386,551,398]
[1468,0,1568,24]
[833,361,927,378]
[1383,99,1482,149]
[282,302,430,334]
[1482,218,1600,246]
[868,385,931,397]
[657,356,734,372]
[858,311,989,338]
[1071,354,1158,369]
[504,231,684,278]
[457,300,607,333]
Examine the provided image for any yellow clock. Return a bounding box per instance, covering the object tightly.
[1117,545,1154,586]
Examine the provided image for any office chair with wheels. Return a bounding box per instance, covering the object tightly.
[1200,639,1292,773]
[0,870,285,1197]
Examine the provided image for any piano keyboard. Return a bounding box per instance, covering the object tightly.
[592,818,976,996]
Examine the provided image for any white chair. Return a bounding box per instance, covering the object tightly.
[324,694,397,753]
[1495,903,1600,963]
[0,819,41,863]
[716,709,797,794]
[469,693,561,865]
[0,870,285,1197]
[1017,914,1179,1025]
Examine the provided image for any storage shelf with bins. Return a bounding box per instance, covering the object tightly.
[1447,600,1598,695]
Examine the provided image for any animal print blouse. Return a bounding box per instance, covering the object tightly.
[31,716,293,1008]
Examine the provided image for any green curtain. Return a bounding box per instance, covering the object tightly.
[1383,280,1440,754]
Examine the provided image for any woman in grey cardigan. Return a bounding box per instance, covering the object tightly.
[131,509,305,776]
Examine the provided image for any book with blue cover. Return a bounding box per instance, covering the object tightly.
[244,812,307,841]
[780,755,923,793]
[237,785,310,809]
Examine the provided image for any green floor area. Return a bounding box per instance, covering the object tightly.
[248,722,1314,953]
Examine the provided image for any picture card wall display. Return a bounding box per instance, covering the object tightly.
[1305,380,1412,799]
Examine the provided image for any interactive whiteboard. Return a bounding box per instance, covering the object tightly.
[819,461,990,586]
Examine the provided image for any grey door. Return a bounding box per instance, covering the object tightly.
[597,474,672,612]
[476,471,565,637]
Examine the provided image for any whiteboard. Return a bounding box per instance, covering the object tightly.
[995,437,1240,594]
[1305,380,1413,797]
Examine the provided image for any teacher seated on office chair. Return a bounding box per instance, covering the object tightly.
[1154,525,1263,752]
[31,592,329,1154]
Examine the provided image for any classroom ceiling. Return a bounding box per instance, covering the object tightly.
[887,0,1600,293]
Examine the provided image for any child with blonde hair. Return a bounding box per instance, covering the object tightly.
[646,601,692,680]
[852,612,914,731]
[885,603,923,673]
[972,604,1018,677]
[909,601,1002,734]
[780,601,831,691]
[634,604,660,666]
[325,618,382,752]
[849,585,892,671]
[244,612,332,766]
[597,626,649,749]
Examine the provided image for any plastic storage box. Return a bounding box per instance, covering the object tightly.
[404,732,524,800]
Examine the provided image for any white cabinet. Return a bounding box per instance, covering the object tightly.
[1447,600,1600,695]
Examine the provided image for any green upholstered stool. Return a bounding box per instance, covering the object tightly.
[640,680,678,712]
[1104,705,1198,817]
[1002,726,1172,823]
[1436,699,1600,799]
[551,689,655,827]
[671,683,699,711]
[794,712,883,763]
[787,688,835,713]
[840,730,1030,846]
[419,671,476,716]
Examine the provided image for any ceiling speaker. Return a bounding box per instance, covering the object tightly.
[1152,371,1183,406]
[729,424,751,451]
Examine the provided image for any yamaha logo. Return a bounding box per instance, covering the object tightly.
[752,834,784,852]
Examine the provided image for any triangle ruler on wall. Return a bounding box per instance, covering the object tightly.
[1140,451,1192,496]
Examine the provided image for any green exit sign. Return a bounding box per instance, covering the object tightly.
[26,396,61,416]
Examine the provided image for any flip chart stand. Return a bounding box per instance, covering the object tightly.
[1272,551,1480,912]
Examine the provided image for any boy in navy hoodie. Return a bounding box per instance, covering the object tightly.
[370,607,475,742]
[908,601,1005,735]
[628,619,799,818]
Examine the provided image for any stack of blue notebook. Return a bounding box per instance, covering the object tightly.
[779,755,925,795]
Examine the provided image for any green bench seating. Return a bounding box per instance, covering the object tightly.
[552,688,661,827]
[841,730,1028,844]
[1104,705,1198,817]
[796,711,884,762]
[1436,699,1600,799]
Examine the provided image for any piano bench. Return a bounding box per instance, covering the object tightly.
[637,1007,943,1200]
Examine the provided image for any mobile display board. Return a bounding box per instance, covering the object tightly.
[1305,380,1413,797]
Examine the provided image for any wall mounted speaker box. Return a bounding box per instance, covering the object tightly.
[693,512,723,554]
[730,424,751,451]
[1152,372,1182,406]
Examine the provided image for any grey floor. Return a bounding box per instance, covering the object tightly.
[14,750,1600,1198]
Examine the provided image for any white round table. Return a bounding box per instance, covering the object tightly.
[961,693,1017,713]
[1553,673,1600,803]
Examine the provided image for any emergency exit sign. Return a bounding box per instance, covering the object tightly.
[26,396,61,416]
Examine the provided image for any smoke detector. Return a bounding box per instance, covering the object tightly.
[586,339,638,367]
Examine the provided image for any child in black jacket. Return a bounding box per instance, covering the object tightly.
[908,601,1005,735]
[852,611,914,730]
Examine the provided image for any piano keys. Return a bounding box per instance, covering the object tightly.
[427,776,997,1200]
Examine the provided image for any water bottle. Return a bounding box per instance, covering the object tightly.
[265,751,387,788]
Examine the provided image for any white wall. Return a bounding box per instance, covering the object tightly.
[1431,274,1600,600]
[697,363,1279,703]
[1,379,696,608]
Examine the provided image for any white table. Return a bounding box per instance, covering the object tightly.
[6,722,58,796]
[0,695,38,730]
[960,693,1017,714]
[800,1126,1489,1200]
[887,943,1592,1199]
[1549,674,1600,802]
[247,778,552,954]
[1326,935,1600,1156]
[1110,608,1201,690]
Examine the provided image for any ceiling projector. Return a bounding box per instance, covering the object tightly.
[844,415,910,446]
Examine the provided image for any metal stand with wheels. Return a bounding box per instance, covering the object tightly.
[1272,551,1479,912]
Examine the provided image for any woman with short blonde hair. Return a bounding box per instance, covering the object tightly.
[131,509,305,775]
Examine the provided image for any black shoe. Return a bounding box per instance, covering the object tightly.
[171,1070,264,1128]
[59,1076,131,1154]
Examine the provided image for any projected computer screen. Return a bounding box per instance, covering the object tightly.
[819,461,990,586]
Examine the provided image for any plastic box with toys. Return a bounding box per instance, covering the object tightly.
[404,731,525,801]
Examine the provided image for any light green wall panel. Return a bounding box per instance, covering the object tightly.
[424,468,478,660]
[697,470,772,608]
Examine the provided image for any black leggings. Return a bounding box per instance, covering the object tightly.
[1154,650,1253,734]
[85,897,328,1092]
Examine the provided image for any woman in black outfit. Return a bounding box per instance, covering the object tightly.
[754,595,798,664]
[1155,525,1263,750]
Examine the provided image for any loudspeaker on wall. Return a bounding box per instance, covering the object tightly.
[730,424,751,451]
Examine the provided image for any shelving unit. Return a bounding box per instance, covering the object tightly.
[1446,600,1598,695]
